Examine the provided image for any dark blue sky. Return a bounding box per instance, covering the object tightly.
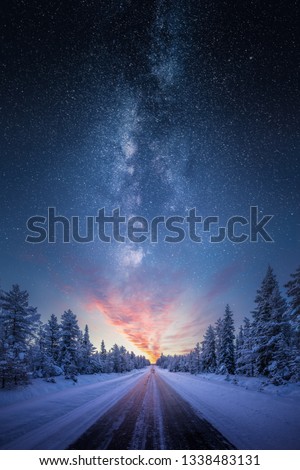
[0,0,299,360]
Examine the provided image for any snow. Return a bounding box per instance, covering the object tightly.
[157,369,300,450]
[1,366,300,450]
[129,368,165,450]
[0,368,148,450]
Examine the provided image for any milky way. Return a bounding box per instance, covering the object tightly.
[0,0,299,360]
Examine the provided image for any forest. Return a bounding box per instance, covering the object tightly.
[157,265,300,385]
[1,265,299,388]
[0,289,150,388]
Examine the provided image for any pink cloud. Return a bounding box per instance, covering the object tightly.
[76,263,184,362]
[52,257,242,361]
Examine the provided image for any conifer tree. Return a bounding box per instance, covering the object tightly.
[285,266,300,350]
[201,325,216,372]
[0,284,40,386]
[79,325,96,374]
[236,318,254,376]
[60,309,80,378]
[44,314,61,364]
[252,266,290,382]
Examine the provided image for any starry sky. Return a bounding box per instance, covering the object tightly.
[0,0,299,362]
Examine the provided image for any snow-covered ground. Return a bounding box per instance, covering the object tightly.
[1,367,299,450]
[0,368,148,450]
[158,369,300,450]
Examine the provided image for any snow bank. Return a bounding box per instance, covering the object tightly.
[1,367,299,450]
[157,369,300,450]
[0,368,148,450]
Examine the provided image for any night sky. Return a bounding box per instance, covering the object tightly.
[0,0,299,362]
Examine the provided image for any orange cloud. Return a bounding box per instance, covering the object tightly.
[88,299,173,362]
[83,266,184,362]
[53,256,242,362]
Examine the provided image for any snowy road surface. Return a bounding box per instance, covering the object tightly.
[1,367,299,449]
[0,369,147,450]
[69,367,234,450]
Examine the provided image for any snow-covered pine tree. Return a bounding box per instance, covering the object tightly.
[215,317,224,373]
[104,348,114,373]
[60,309,80,378]
[215,306,235,374]
[284,265,300,381]
[235,325,244,374]
[78,325,96,374]
[127,350,134,371]
[118,345,127,373]
[97,339,107,372]
[100,339,107,358]
[111,343,121,372]
[125,349,132,371]
[169,354,180,372]
[236,317,254,376]
[44,314,61,364]
[30,323,48,378]
[189,342,201,374]
[285,266,300,349]
[221,304,235,374]
[156,353,169,369]
[182,354,190,372]
[185,352,193,373]
[201,324,216,372]
[252,266,290,383]
[129,351,136,370]
[0,284,40,387]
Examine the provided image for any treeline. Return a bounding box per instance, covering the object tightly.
[157,265,300,385]
[0,285,150,388]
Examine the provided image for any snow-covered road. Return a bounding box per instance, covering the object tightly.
[0,367,299,449]
[0,369,147,449]
[69,367,233,450]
